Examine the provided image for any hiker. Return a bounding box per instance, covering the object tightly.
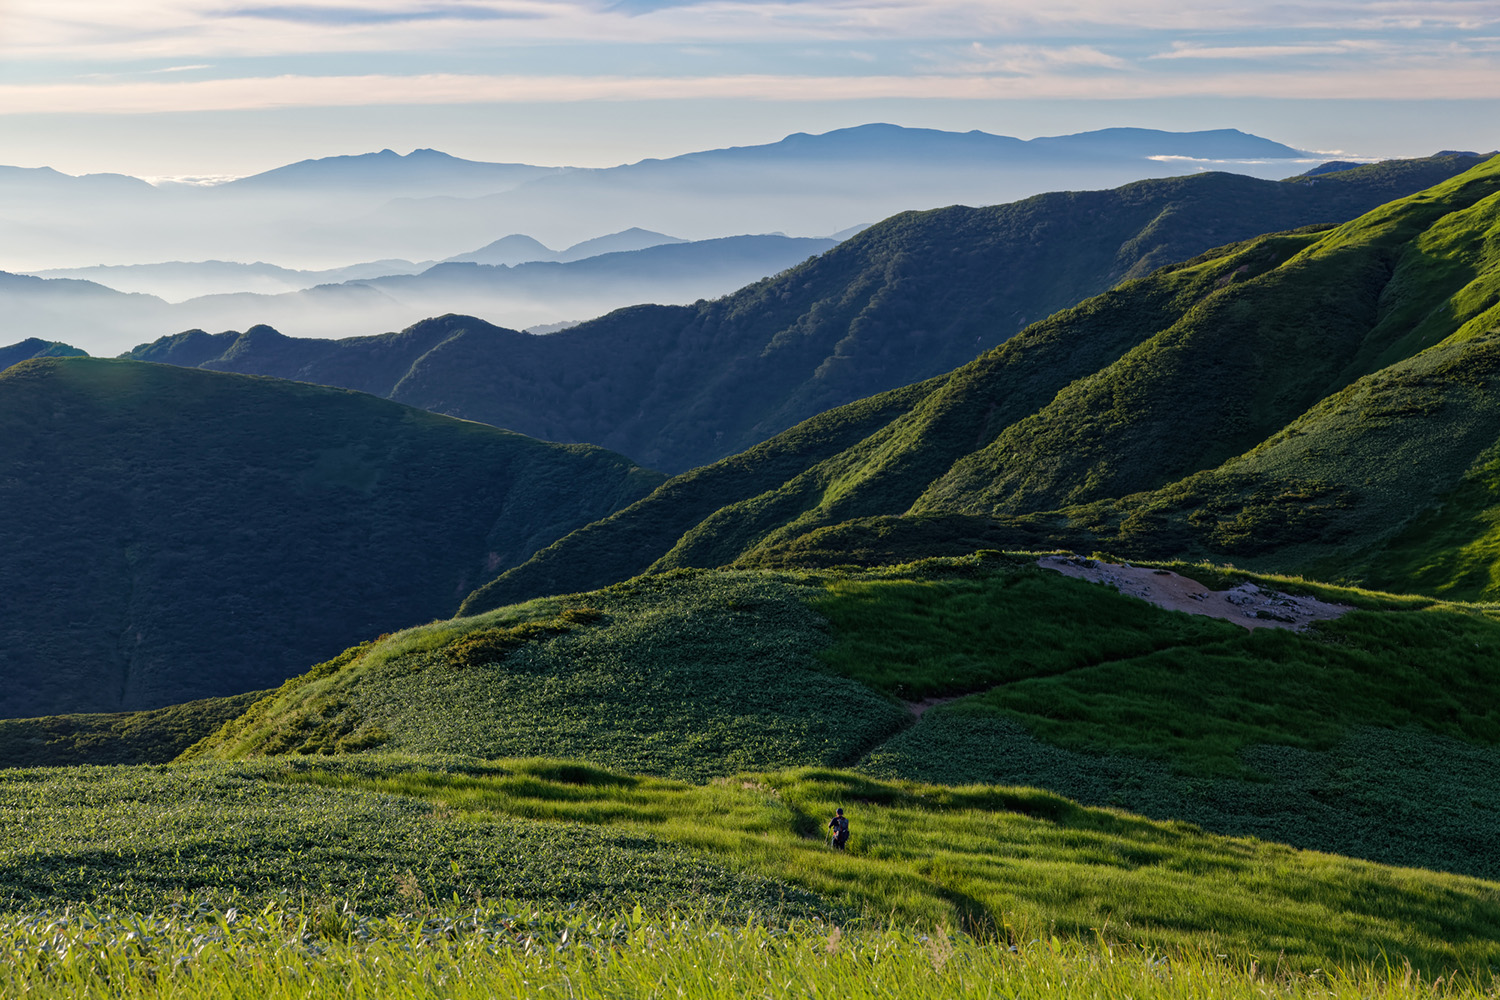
[828,807,850,850]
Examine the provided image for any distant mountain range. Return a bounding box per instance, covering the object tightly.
[444,228,687,267]
[1,124,1318,271]
[106,153,1489,474]
[0,233,836,354]
[28,228,693,300]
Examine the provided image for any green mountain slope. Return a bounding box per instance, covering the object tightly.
[0,337,86,372]
[123,156,1483,474]
[0,358,663,718]
[464,155,1500,610]
[188,556,1500,884]
[0,691,266,767]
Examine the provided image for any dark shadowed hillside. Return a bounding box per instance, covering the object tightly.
[0,337,86,372]
[0,358,663,718]
[124,155,1484,474]
[461,155,1500,612]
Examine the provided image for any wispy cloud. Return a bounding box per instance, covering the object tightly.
[3,62,1498,115]
[4,0,1496,60]
[941,43,1132,76]
[1149,41,1385,61]
[226,3,544,24]
[1,0,1495,123]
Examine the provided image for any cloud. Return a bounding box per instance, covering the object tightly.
[943,43,1132,75]
[1,0,1493,80]
[1149,41,1385,61]
[226,3,543,23]
[3,62,1499,115]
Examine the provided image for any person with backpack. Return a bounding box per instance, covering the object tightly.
[828,807,850,850]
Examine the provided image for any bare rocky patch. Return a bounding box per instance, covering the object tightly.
[1037,555,1350,631]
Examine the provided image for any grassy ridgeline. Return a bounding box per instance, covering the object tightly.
[6,905,1495,1000]
[185,570,912,776]
[183,556,1500,879]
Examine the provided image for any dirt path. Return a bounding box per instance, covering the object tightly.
[902,695,963,718]
[1037,555,1350,631]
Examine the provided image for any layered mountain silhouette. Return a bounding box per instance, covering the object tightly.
[0,358,662,718]
[32,228,694,299]
[2,125,1316,270]
[2,234,833,354]
[121,154,1487,474]
[459,154,1500,614]
[444,228,687,266]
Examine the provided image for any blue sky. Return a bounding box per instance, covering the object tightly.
[1,0,1496,177]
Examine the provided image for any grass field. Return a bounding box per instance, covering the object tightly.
[1,755,1498,976]
[0,759,819,919]
[6,903,1496,999]
[177,555,1500,881]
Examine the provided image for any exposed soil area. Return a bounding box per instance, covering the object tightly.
[903,696,963,719]
[1037,555,1351,631]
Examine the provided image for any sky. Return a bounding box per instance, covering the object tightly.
[1,0,1498,178]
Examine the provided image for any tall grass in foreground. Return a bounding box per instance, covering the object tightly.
[3,904,1493,1000]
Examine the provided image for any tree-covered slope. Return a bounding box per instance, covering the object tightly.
[463,155,1500,610]
[123,156,1484,474]
[0,358,663,718]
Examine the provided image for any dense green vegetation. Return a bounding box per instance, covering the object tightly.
[808,561,1237,699]
[0,357,662,718]
[10,904,1493,1000]
[0,759,812,918]
[3,755,1498,974]
[122,156,1482,474]
[0,691,265,767]
[189,555,1500,880]
[187,570,911,777]
[464,155,1500,610]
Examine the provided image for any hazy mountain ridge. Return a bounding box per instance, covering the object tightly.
[0,125,1318,271]
[29,228,695,299]
[0,234,834,354]
[459,154,1500,613]
[113,153,1488,475]
[0,357,664,718]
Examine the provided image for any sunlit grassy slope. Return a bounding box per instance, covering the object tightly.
[463,155,1500,611]
[8,904,1496,1000]
[3,756,1498,974]
[0,357,663,718]
[0,758,812,919]
[187,555,1500,881]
